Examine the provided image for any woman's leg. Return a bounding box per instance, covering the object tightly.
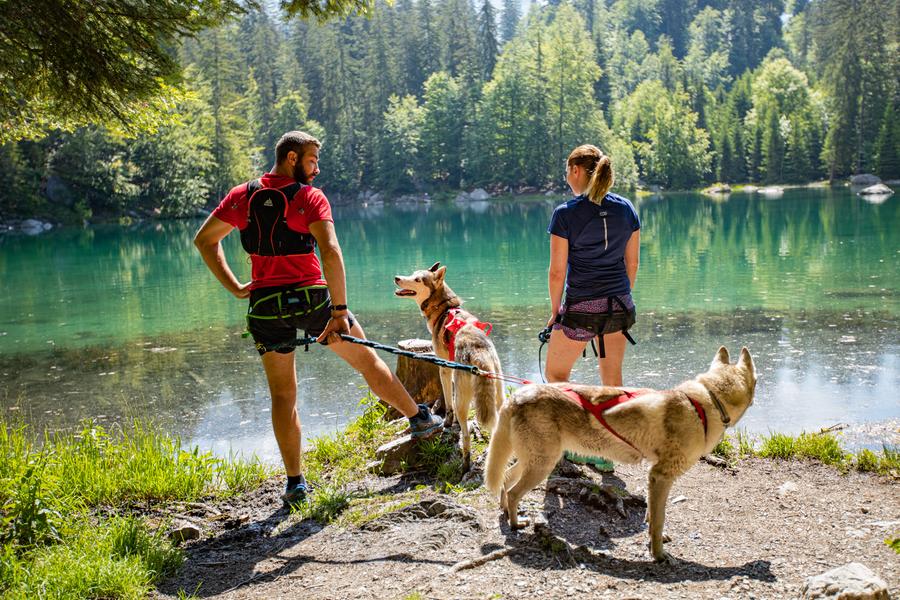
[598,331,628,386]
[545,328,589,382]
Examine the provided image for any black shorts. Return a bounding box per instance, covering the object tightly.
[246,285,350,355]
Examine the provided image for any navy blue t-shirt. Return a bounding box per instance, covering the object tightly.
[547,193,640,300]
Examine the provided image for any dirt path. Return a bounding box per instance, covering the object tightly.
[156,458,898,599]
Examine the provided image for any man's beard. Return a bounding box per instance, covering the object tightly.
[293,163,309,184]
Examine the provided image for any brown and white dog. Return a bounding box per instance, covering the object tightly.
[484,346,757,563]
[394,262,504,472]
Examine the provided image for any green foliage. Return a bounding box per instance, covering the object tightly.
[758,431,848,466]
[887,537,900,555]
[4,0,896,218]
[0,0,246,143]
[0,418,273,599]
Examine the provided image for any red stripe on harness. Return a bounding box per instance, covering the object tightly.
[443,308,492,362]
[561,387,709,449]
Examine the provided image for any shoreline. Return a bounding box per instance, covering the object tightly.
[2,177,893,233]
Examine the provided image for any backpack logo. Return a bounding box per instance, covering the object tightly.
[263,199,273,207]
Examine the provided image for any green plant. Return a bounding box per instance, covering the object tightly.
[0,461,62,549]
[886,537,900,555]
[297,484,353,523]
[855,449,880,472]
[713,435,735,459]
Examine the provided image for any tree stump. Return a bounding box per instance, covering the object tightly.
[392,338,445,417]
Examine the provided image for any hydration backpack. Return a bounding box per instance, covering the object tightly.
[239,179,317,256]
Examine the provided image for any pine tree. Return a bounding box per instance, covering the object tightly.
[499,0,521,43]
[477,0,500,82]
[874,102,900,179]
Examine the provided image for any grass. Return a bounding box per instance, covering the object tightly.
[0,419,273,598]
[714,428,899,476]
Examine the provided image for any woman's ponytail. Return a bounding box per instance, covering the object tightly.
[586,155,613,205]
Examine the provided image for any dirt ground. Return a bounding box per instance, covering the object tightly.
[153,454,898,600]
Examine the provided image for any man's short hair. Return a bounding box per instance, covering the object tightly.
[275,131,321,164]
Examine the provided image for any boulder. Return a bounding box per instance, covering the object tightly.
[758,186,784,196]
[468,188,490,201]
[802,562,889,599]
[858,183,894,196]
[374,434,419,475]
[454,191,470,202]
[850,174,881,187]
[20,219,46,235]
[706,184,731,194]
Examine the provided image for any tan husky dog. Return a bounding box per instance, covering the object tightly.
[394,262,504,471]
[485,346,756,563]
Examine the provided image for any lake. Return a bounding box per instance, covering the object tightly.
[1,187,897,461]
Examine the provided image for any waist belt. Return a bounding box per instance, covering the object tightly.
[247,285,329,321]
[557,295,636,358]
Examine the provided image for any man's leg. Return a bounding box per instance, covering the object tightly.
[326,320,419,417]
[598,331,628,386]
[260,350,303,476]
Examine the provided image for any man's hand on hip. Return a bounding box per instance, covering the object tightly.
[232,282,251,299]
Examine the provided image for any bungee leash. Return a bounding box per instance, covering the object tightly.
[279,333,529,381]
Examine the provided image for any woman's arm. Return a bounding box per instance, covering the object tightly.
[548,233,568,326]
[624,229,640,290]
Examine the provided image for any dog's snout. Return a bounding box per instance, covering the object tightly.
[394,276,400,284]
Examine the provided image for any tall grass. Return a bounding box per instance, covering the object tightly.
[714,428,898,475]
[0,419,272,598]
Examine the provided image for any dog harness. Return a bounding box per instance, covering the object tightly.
[560,387,708,452]
[239,179,317,257]
[442,308,493,362]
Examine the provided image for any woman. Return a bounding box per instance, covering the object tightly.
[544,145,640,469]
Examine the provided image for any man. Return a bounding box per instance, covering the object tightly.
[194,131,443,506]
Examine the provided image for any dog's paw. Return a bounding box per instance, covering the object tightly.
[652,549,678,566]
[510,514,530,530]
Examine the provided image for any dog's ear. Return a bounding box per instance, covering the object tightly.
[738,347,755,376]
[428,262,441,272]
[714,346,730,365]
[434,265,446,283]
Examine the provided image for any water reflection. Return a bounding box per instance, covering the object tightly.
[0,189,897,458]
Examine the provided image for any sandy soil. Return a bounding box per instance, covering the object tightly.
[154,455,898,600]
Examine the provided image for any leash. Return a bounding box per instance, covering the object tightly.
[279,333,518,380]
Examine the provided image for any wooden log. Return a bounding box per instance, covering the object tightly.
[392,338,445,416]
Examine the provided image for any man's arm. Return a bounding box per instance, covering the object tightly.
[193,214,251,299]
[624,229,640,290]
[308,220,350,343]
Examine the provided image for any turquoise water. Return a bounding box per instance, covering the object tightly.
[1,188,897,459]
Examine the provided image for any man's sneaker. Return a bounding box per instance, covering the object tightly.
[408,403,444,439]
[281,481,309,507]
[564,450,615,472]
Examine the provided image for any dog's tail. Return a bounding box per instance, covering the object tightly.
[472,372,500,432]
[484,404,513,497]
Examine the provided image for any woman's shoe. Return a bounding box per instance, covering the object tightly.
[564,450,614,472]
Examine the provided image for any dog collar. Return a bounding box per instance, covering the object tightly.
[707,388,731,426]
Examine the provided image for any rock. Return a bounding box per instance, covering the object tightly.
[858,183,893,196]
[801,562,889,599]
[777,481,798,497]
[469,188,490,201]
[20,219,46,235]
[375,434,419,475]
[850,174,881,187]
[454,191,470,202]
[394,339,444,414]
[707,184,732,194]
[757,186,784,196]
[168,521,201,543]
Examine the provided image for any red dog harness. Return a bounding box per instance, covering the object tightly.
[442,308,492,362]
[559,387,708,453]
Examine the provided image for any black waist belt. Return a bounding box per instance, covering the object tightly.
[557,295,637,358]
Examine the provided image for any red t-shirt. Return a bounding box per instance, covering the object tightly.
[213,173,332,290]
